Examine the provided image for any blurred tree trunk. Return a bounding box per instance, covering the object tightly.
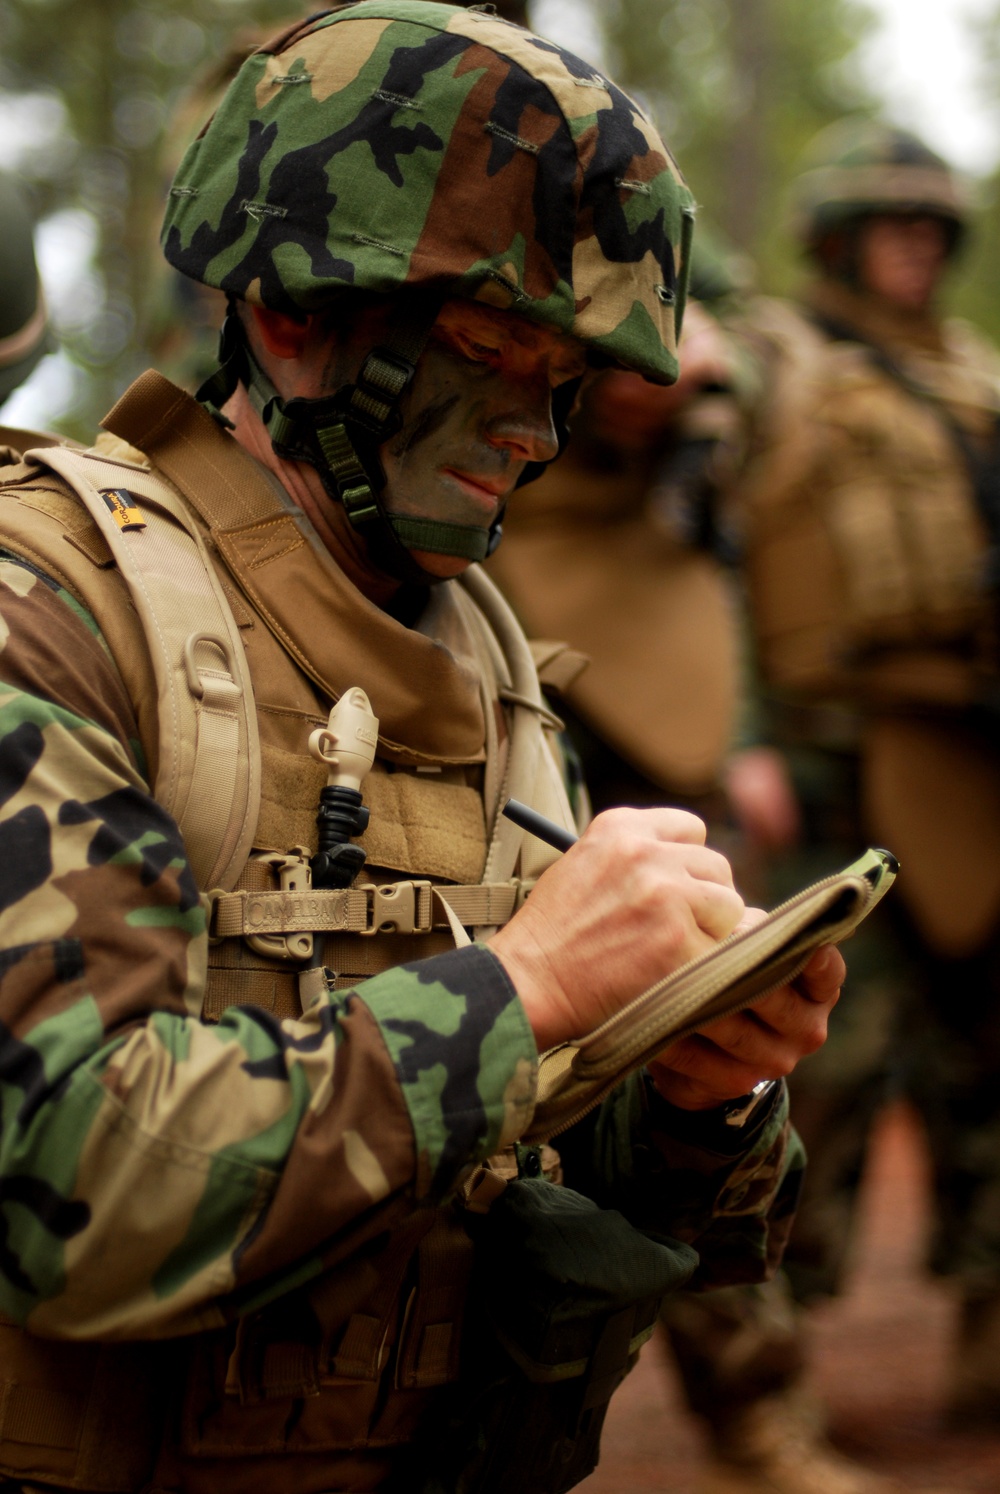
[722,0,768,251]
[0,0,302,435]
[948,3,1000,344]
[598,0,877,293]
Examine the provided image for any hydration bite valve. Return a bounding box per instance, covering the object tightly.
[308,687,379,890]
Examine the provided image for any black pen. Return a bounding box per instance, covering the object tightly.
[502,797,579,854]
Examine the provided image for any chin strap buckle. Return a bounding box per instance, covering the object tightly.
[314,419,381,525]
[348,348,418,435]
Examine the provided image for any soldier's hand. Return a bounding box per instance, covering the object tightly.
[647,928,844,1111]
[724,746,803,853]
[490,807,745,1053]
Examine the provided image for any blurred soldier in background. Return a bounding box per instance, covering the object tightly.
[483,242,871,1494]
[0,172,53,420]
[686,118,1000,1493]
[485,273,751,827]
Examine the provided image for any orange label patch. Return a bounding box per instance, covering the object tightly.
[100,488,146,532]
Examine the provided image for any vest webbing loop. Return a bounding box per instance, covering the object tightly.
[461,566,561,891]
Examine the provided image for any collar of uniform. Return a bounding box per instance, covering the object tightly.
[803,277,947,357]
[805,277,1000,431]
[101,371,488,766]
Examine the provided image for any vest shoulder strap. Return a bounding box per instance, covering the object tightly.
[459,565,578,890]
[32,444,260,893]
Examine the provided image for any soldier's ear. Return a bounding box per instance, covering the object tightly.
[249,305,310,360]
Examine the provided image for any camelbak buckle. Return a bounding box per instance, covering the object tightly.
[245,851,315,963]
[361,880,434,936]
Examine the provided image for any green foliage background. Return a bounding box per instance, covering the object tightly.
[3,0,1000,435]
[0,0,303,435]
[600,0,877,280]
[599,0,1000,341]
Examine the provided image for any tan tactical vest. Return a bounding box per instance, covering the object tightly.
[0,373,577,1492]
[486,417,739,798]
[740,292,999,706]
[741,290,1000,958]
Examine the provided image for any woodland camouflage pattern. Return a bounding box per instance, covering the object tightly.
[162,1,695,382]
[0,542,798,1340]
[0,551,535,1336]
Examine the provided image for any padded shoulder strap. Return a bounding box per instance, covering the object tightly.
[36,444,260,893]
[459,565,576,889]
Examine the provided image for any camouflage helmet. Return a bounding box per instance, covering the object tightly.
[161,0,695,582]
[161,0,695,386]
[0,175,53,406]
[791,118,968,253]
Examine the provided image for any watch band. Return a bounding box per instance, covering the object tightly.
[723,1078,779,1129]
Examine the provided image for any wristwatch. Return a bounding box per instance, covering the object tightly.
[722,1078,779,1129]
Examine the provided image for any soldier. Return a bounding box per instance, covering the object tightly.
[0,172,52,415]
[0,8,844,1492]
[481,246,831,1493]
[682,117,1000,1494]
[485,293,748,825]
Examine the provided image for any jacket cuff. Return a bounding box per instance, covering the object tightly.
[642,1071,787,1157]
[357,943,538,1197]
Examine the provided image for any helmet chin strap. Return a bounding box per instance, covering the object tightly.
[197,299,503,586]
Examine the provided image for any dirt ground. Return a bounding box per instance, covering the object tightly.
[580,1101,1000,1493]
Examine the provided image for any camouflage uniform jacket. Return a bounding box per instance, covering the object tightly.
[0,377,799,1491]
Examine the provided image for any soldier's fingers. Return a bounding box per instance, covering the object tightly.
[747,978,836,1032]
[703,993,830,1067]
[686,879,745,942]
[642,806,708,846]
[657,1031,777,1096]
[584,805,708,849]
[792,944,845,1005]
[683,844,738,889]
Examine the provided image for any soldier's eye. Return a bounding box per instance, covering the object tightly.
[447,329,504,362]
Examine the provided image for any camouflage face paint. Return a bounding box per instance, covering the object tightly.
[390,388,462,461]
[375,300,571,576]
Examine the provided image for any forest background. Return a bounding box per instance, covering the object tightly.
[3,0,1000,437]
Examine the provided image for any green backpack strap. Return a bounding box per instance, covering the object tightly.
[37,443,261,894]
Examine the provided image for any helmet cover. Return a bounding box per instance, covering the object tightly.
[162,0,695,383]
[791,117,968,250]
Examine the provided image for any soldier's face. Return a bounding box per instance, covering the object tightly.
[857,213,950,313]
[246,295,586,583]
[378,300,587,578]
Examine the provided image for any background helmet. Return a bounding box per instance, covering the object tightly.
[161,0,695,386]
[0,174,53,407]
[791,117,968,257]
